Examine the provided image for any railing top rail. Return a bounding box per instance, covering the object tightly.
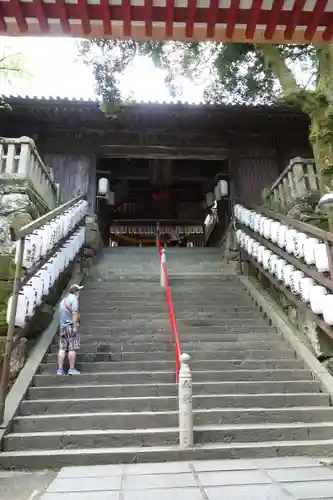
[11,194,86,241]
[257,206,333,246]
[267,157,315,195]
[0,136,57,195]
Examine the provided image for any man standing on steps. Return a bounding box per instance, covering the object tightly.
[57,284,83,375]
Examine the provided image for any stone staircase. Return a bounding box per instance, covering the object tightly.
[1,247,333,468]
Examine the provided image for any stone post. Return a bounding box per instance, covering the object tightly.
[160,248,166,288]
[178,352,193,448]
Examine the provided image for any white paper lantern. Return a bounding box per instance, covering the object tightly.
[290,270,305,295]
[300,277,315,303]
[259,217,266,236]
[323,295,333,325]
[215,180,228,200]
[263,219,272,240]
[310,285,327,315]
[286,229,298,255]
[283,264,296,288]
[254,214,261,233]
[234,204,240,219]
[263,249,273,270]
[236,229,242,244]
[269,254,279,275]
[294,232,308,259]
[276,259,287,281]
[270,221,280,243]
[6,292,29,328]
[23,284,36,318]
[277,224,288,249]
[252,241,260,260]
[304,238,319,266]
[257,245,265,264]
[98,177,109,196]
[314,243,330,273]
[28,275,43,306]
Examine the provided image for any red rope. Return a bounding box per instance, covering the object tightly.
[158,239,180,382]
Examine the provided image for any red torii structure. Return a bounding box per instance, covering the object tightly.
[0,0,332,43]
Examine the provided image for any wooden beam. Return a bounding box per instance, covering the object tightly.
[98,145,228,159]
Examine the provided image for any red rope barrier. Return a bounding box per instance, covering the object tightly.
[158,240,181,382]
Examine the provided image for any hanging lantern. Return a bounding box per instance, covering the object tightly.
[263,249,273,270]
[310,285,327,315]
[314,243,330,273]
[285,229,298,255]
[263,219,272,240]
[323,295,333,325]
[257,245,265,264]
[300,277,315,303]
[277,225,288,249]
[276,259,287,281]
[270,221,281,243]
[294,232,308,259]
[98,177,109,196]
[283,264,295,288]
[291,270,305,295]
[214,180,228,201]
[304,238,319,266]
[6,292,29,328]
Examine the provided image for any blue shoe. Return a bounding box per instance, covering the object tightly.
[68,368,81,375]
[56,368,65,375]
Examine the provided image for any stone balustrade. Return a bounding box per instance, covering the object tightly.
[0,137,58,211]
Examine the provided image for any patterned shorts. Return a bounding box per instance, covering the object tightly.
[59,324,80,352]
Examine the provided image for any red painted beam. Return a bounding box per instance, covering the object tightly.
[264,0,283,39]
[0,3,7,32]
[185,0,196,38]
[12,0,27,32]
[207,0,219,39]
[54,0,71,34]
[284,0,306,40]
[226,0,239,39]
[100,0,112,35]
[304,0,327,41]
[78,0,91,35]
[145,0,153,37]
[165,0,174,37]
[122,0,132,36]
[245,0,262,39]
[34,0,49,33]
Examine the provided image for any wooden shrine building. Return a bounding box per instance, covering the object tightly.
[0,96,312,245]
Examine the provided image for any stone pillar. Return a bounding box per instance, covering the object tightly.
[178,353,193,448]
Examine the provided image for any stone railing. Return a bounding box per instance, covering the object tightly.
[0,137,58,211]
[263,157,319,214]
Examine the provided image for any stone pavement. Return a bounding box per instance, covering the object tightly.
[21,457,333,500]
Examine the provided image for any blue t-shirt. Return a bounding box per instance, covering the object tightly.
[59,293,79,327]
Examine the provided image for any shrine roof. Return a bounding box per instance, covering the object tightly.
[0,0,332,43]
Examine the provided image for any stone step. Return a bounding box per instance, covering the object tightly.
[32,366,309,387]
[80,315,269,326]
[2,438,333,469]
[75,330,278,341]
[33,362,307,386]
[52,335,285,353]
[39,353,298,373]
[0,439,333,470]
[27,377,317,400]
[6,422,333,452]
[46,342,290,363]
[13,406,333,433]
[19,393,330,416]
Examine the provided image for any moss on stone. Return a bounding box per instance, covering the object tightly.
[0,255,15,281]
[8,212,32,232]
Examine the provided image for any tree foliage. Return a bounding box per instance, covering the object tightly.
[78,39,333,194]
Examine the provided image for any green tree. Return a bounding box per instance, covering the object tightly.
[78,40,333,195]
[0,44,32,109]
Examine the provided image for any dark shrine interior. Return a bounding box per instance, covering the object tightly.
[96,156,229,246]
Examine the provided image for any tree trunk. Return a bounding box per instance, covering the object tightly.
[309,109,333,195]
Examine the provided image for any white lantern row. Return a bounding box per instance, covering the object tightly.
[234,204,331,274]
[7,226,86,328]
[236,227,333,326]
[17,199,88,270]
